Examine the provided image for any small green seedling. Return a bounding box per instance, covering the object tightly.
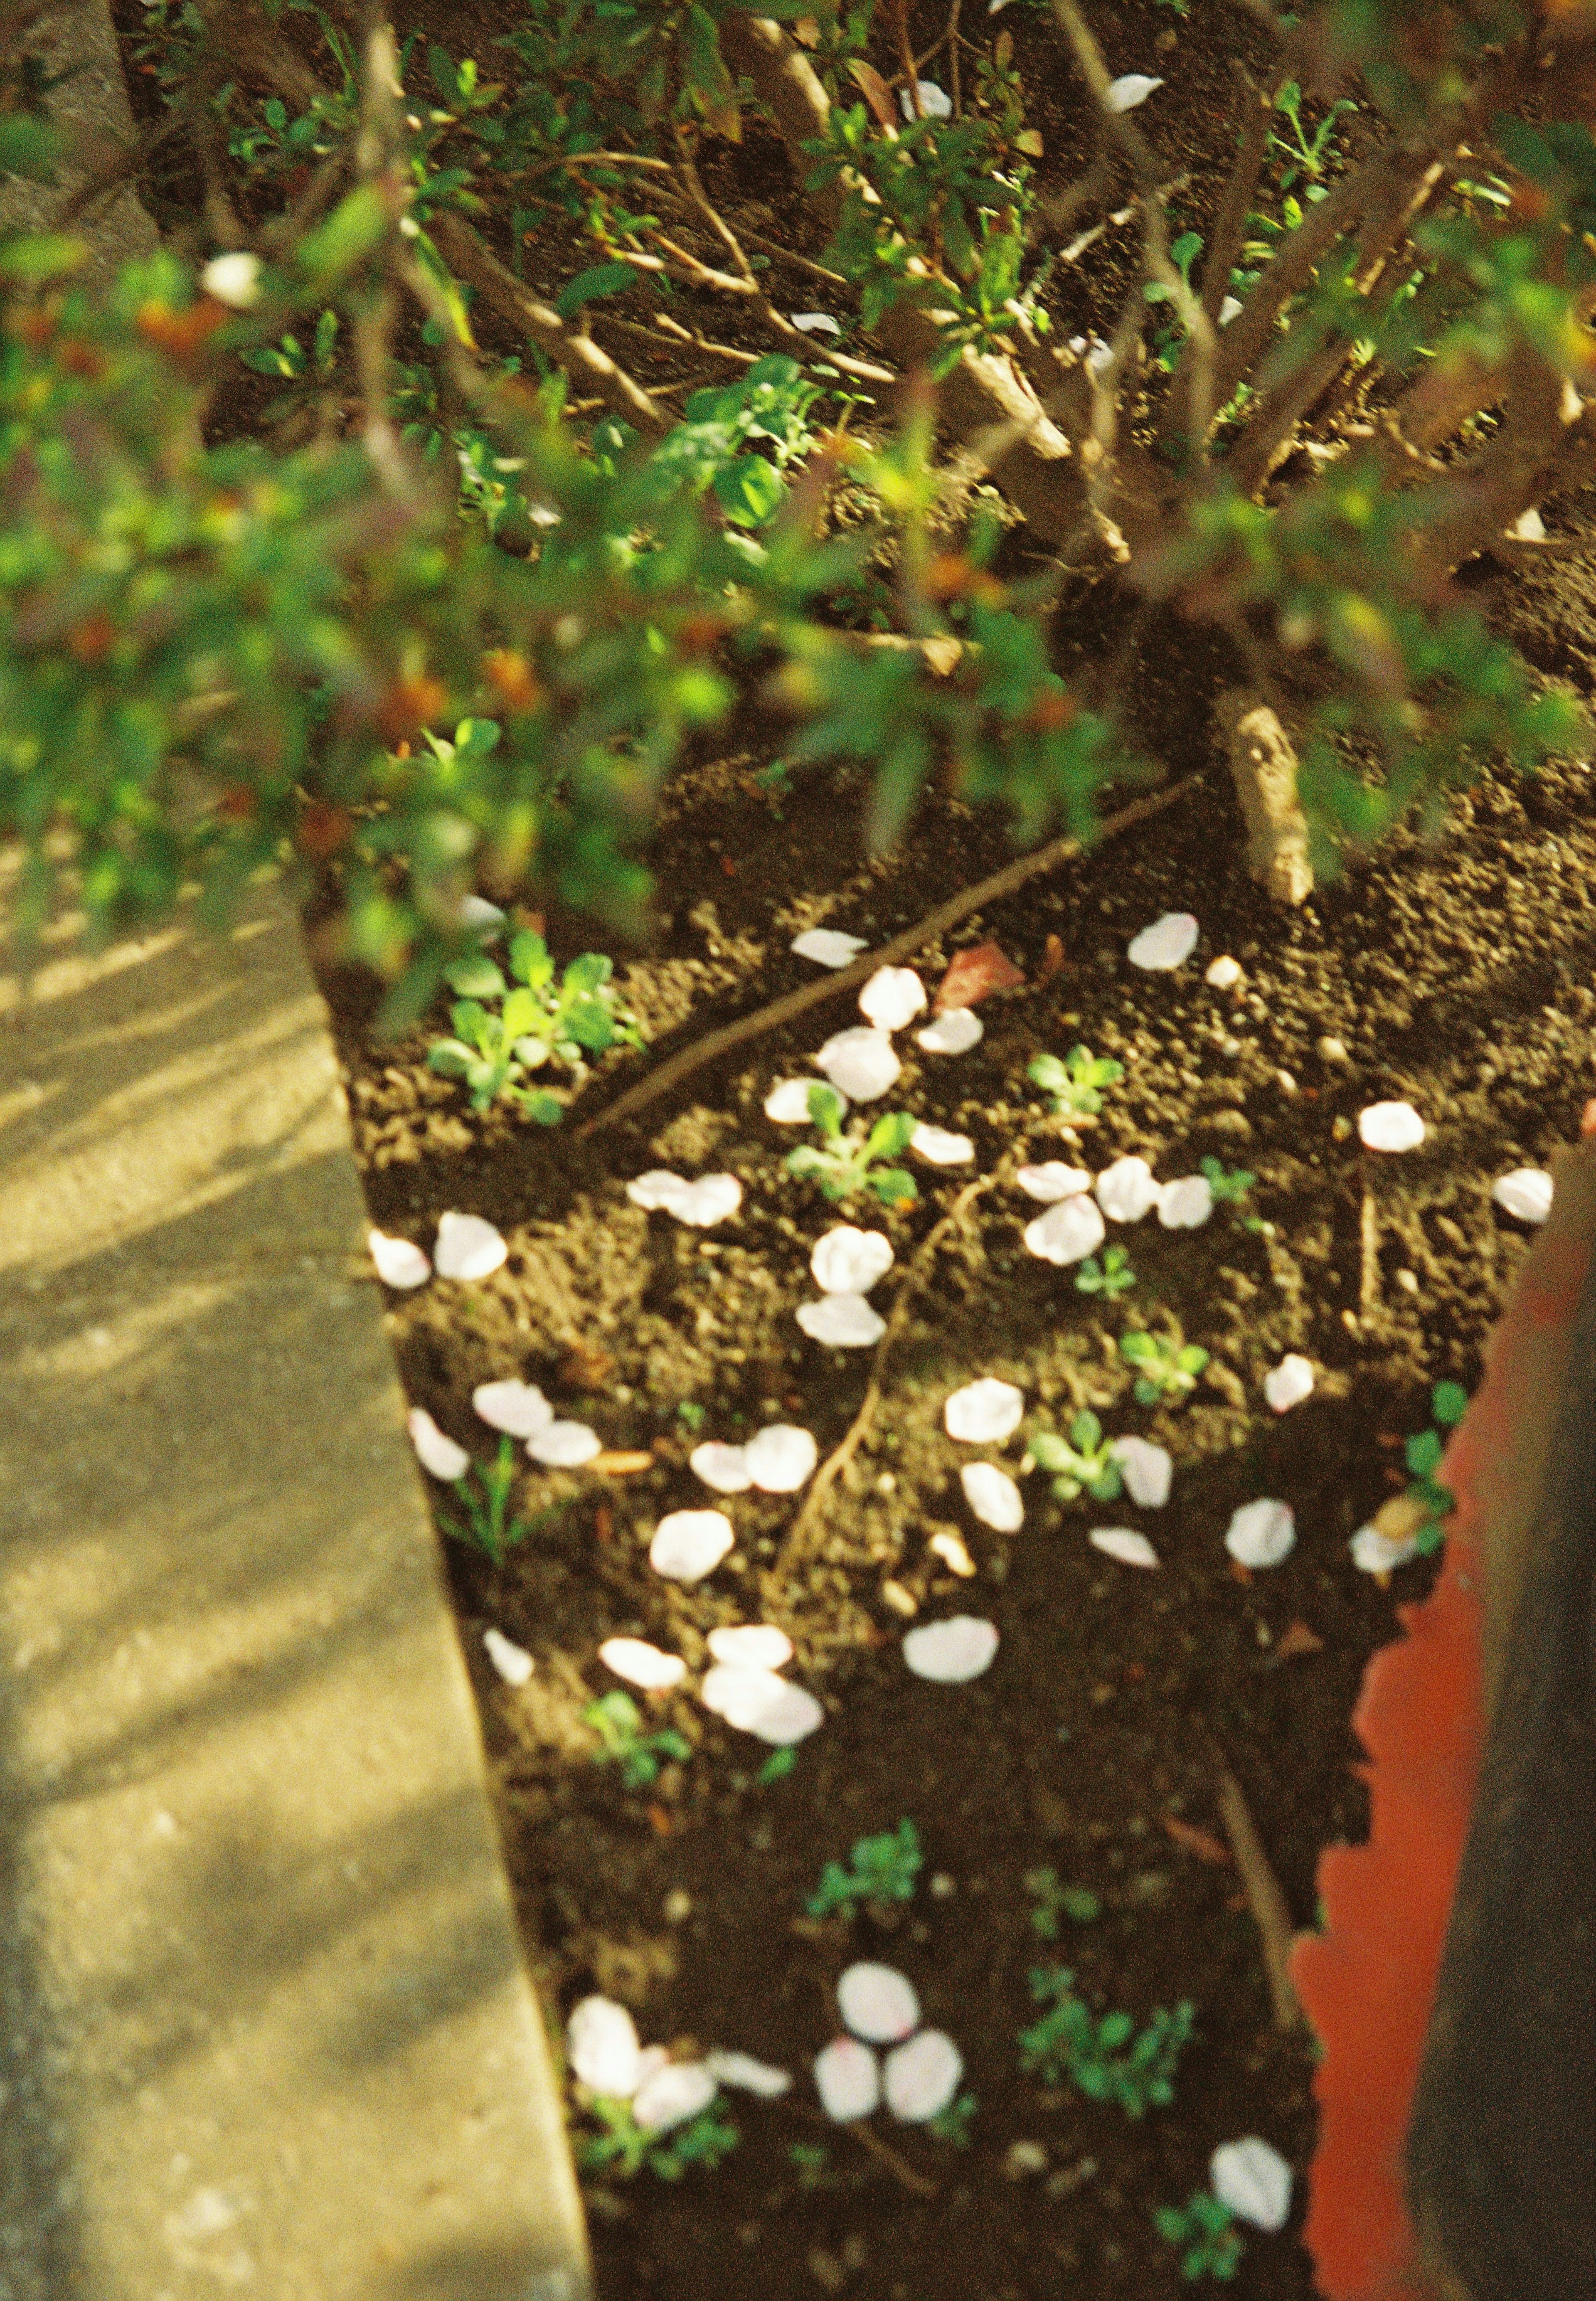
[676,1399,707,1434]
[1075,1244,1137,1299]
[928,2090,978,2145]
[1120,1329,1210,1407]
[582,1690,691,1791]
[1199,1154,1257,1208]
[757,1747,798,1786]
[428,927,642,1117]
[1019,1967,1195,2116]
[1269,78,1357,190]
[1155,2191,1244,2281]
[1029,1045,1124,1120]
[438,1434,537,1564]
[1025,1867,1101,1939]
[577,2092,738,2180]
[789,2141,838,2190]
[1404,1379,1467,1555]
[805,1817,923,1919]
[786,1084,918,1208]
[1030,1411,1123,1504]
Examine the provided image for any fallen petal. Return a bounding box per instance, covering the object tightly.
[434,1210,509,1281]
[766,1077,847,1125]
[838,1962,920,2044]
[456,892,507,939]
[1108,1436,1173,1508]
[812,1225,894,1295]
[944,1376,1025,1443]
[798,1293,886,1347]
[1217,294,1244,325]
[1105,72,1164,111]
[1493,1167,1552,1224]
[598,1636,687,1691]
[1089,1527,1161,1569]
[707,1623,793,1670]
[200,249,262,308]
[792,927,868,966]
[483,1626,534,1685]
[408,1407,469,1482]
[369,1229,431,1288]
[1210,2136,1293,2232]
[691,1440,753,1493]
[633,2061,718,2133]
[744,1423,818,1493]
[627,1170,694,1213]
[1095,1155,1161,1223]
[678,1175,743,1227]
[1017,1162,1092,1202]
[1263,1354,1315,1414]
[1357,1100,1425,1153]
[1158,1174,1214,1229]
[902,1614,999,1682]
[1126,911,1197,970]
[962,1461,1024,1532]
[650,1509,736,1582]
[1024,1195,1106,1265]
[913,1123,975,1165]
[700,1665,824,1744]
[815,2036,881,2122]
[815,1027,901,1101]
[884,2029,963,2121]
[473,1379,555,1438]
[567,1994,643,2097]
[1350,1521,1420,1574]
[901,78,952,117]
[859,965,928,1031]
[1226,1497,1296,1569]
[929,1528,975,1576]
[935,941,1025,1011]
[788,312,841,338]
[916,1008,983,1054]
[704,2049,793,2097]
[527,1420,602,1468]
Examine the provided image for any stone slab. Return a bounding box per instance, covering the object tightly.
[0,865,593,2301]
[0,0,162,287]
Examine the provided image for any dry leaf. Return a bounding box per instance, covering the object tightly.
[848,58,899,129]
[1160,1814,1233,1865]
[793,14,821,42]
[935,940,1026,1012]
[562,1340,616,1388]
[1275,1618,1326,1660]
[1037,933,1065,984]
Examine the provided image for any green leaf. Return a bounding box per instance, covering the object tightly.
[510,930,554,989]
[871,1167,917,1206]
[563,951,613,994]
[713,453,786,526]
[444,956,506,999]
[555,261,639,320]
[1069,1410,1101,1452]
[0,232,89,283]
[866,1111,916,1159]
[562,995,616,1051]
[500,986,540,1041]
[296,182,392,279]
[1406,1429,1444,1478]
[523,1091,564,1125]
[1432,1380,1468,1427]
[807,1082,844,1136]
[427,1040,474,1077]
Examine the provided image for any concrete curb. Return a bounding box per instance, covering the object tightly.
[0,870,594,2301]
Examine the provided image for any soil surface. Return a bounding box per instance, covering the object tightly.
[104,0,1596,2293]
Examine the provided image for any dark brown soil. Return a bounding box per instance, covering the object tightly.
[106,0,1596,2293]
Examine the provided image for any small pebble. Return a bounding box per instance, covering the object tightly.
[1005,2141,1049,2180]
[1316,1035,1350,1063]
[1205,955,1244,989]
[881,1579,919,1617]
[663,1887,693,1923]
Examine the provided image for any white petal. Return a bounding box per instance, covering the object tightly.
[473,1379,555,1438]
[633,2061,718,2133]
[797,1293,886,1347]
[1017,1162,1092,1202]
[929,1529,975,1576]
[812,1225,895,1295]
[793,927,868,966]
[884,2029,963,2121]
[627,1169,693,1212]
[913,1123,975,1165]
[457,893,507,939]
[1210,2136,1293,2232]
[815,1027,901,1102]
[200,250,262,308]
[916,1008,983,1054]
[1089,1527,1161,1569]
[1126,910,1197,969]
[707,1624,793,1670]
[650,1510,736,1582]
[691,1441,753,1493]
[369,1229,431,1288]
[766,1076,847,1125]
[678,1174,743,1227]
[902,1614,999,1682]
[837,1962,920,2044]
[944,1377,1025,1444]
[434,1210,508,1281]
[408,1407,469,1482]
[598,1637,687,1691]
[527,1420,601,1468]
[1024,1195,1106,1265]
[1105,72,1164,111]
[1158,1174,1214,1229]
[815,2036,881,2122]
[1205,954,1244,988]
[1108,1436,1173,1508]
[1507,506,1545,542]
[788,312,841,337]
[744,1424,818,1493]
[1095,1156,1161,1224]
[483,1626,534,1685]
[704,2049,793,2097]
[700,1665,823,1744]
[567,1994,642,2098]
[1493,1167,1553,1224]
[1357,1100,1426,1153]
[859,965,928,1031]
[961,1461,1025,1532]
[1217,295,1244,326]
[1263,1355,1315,1414]
[901,79,953,117]
[1350,1521,1420,1574]
[1226,1497,1296,1568]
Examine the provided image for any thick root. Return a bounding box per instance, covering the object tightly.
[1213,687,1313,905]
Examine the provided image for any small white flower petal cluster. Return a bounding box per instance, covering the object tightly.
[798,1225,893,1347]
[627,1170,743,1225]
[566,1996,730,2131]
[816,1964,963,2124]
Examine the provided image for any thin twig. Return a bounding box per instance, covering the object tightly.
[849,2120,938,2197]
[1214,1761,1305,2032]
[892,0,924,117]
[1360,1188,1381,1315]
[736,226,848,287]
[576,775,1199,1141]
